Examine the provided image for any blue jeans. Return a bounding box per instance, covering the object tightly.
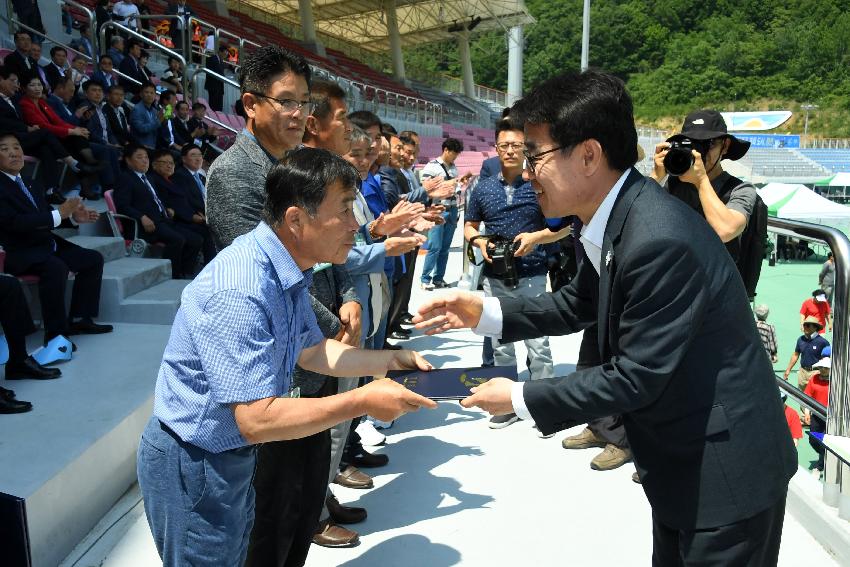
[421,206,458,284]
[138,416,257,567]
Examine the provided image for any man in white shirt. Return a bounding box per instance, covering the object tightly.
[112,0,141,31]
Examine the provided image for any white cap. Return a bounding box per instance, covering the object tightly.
[816,293,827,302]
[813,357,831,369]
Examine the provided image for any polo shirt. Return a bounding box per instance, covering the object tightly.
[794,334,829,368]
[153,222,323,453]
[466,172,550,279]
[800,298,830,333]
[804,374,830,407]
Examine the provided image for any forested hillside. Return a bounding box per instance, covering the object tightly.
[403,0,850,136]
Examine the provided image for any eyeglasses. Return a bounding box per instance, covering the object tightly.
[523,145,563,175]
[153,160,174,167]
[495,142,525,152]
[247,91,313,114]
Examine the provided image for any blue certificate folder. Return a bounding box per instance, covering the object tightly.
[387,365,518,400]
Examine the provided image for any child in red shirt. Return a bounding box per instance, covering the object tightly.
[781,390,803,447]
[804,357,830,476]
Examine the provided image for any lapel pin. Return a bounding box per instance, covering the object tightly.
[605,250,613,268]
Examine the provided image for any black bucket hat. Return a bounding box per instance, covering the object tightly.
[667,110,750,161]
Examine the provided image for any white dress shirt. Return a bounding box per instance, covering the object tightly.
[472,168,632,420]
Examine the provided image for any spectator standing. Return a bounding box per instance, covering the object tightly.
[11,0,45,42]
[804,357,831,478]
[755,304,778,364]
[165,0,194,54]
[203,45,228,112]
[112,0,141,31]
[419,137,470,289]
[819,252,835,305]
[800,289,831,334]
[783,316,830,389]
[464,115,561,428]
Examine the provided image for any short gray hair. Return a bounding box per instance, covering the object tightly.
[754,304,769,321]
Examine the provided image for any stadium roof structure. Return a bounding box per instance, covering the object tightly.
[236,0,536,52]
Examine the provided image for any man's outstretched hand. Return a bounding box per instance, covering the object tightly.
[413,291,484,335]
[460,377,515,416]
[357,379,437,422]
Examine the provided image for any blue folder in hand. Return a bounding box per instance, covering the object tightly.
[387,365,518,400]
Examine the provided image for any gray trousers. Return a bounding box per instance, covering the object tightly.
[320,376,360,521]
[483,274,555,381]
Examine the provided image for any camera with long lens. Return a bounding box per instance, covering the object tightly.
[489,237,520,288]
[663,138,711,176]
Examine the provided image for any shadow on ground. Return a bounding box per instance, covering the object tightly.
[337,534,462,567]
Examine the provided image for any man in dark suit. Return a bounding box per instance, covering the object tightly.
[415,71,797,565]
[4,31,38,83]
[115,144,202,278]
[148,148,214,265]
[171,143,207,215]
[91,55,117,89]
[0,132,113,344]
[165,0,194,54]
[186,102,222,158]
[103,84,133,146]
[42,46,69,91]
[203,45,228,112]
[118,40,146,97]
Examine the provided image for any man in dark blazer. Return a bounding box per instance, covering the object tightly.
[103,84,133,147]
[4,31,38,84]
[118,40,147,97]
[0,132,112,344]
[91,55,118,89]
[115,144,202,278]
[170,143,206,215]
[203,45,228,112]
[415,71,797,565]
[41,46,70,92]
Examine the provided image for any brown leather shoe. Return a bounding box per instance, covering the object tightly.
[561,427,606,450]
[312,519,359,548]
[333,465,374,489]
[327,493,367,524]
[590,444,632,471]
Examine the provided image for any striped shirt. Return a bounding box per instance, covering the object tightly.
[755,320,777,357]
[153,222,323,453]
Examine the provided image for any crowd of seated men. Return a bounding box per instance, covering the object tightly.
[0,29,226,408]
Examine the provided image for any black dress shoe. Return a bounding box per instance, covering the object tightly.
[5,357,62,380]
[382,342,402,351]
[0,386,17,401]
[326,493,367,524]
[0,396,32,414]
[391,326,411,336]
[352,450,389,468]
[399,314,415,326]
[68,318,113,335]
[388,329,410,340]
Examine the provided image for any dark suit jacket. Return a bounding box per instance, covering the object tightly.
[115,170,170,223]
[378,166,410,210]
[42,63,67,90]
[0,173,72,271]
[104,103,133,146]
[500,169,797,530]
[0,96,28,134]
[478,156,501,179]
[91,70,117,89]
[3,50,37,83]
[46,94,80,126]
[148,170,196,223]
[171,166,205,214]
[186,117,216,144]
[118,55,146,94]
[86,105,118,146]
[204,55,223,95]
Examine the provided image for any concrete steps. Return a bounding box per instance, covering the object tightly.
[17,234,188,327]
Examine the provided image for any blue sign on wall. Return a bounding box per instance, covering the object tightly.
[732,133,801,148]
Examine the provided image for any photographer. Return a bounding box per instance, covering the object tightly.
[464,115,565,430]
[651,110,765,299]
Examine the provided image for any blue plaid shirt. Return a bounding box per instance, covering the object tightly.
[153,222,324,453]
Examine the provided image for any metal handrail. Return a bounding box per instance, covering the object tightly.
[99,21,189,99]
[58,0,97,53]
[190,67,239,114]
[9,19,93,65]
[203,114,238,134]
[766,217,850,517]
[775,372,827,420]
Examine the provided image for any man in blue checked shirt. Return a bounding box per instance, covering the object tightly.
[137,148,436,567]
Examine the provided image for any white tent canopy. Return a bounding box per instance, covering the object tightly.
[758,182,850,231]
[827,172,850,186]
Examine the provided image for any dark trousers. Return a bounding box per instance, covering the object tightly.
[206,86,224,112]
[577,324,630,448]
[652,493,786,566]
[387,247,418,331]
[6,242,103,339]
[19,129,69,188]
[60,134,93,161]
[810,416,826,470]
[0,275,37,363]
[245,430,331,567]
[144,220,203,279]
[178,221,217,265]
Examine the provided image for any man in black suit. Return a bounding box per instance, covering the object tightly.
[148,148,214,265]
[0,274,60,393]
[4,31,38,84]
[203,45,228,112]
[186,102,222,158]
[42,46,69,91]
[0,132,113,344]
[115,144,202,279]
[415,71,797,565]
[103,84,133,147]
[118,40,146,97]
